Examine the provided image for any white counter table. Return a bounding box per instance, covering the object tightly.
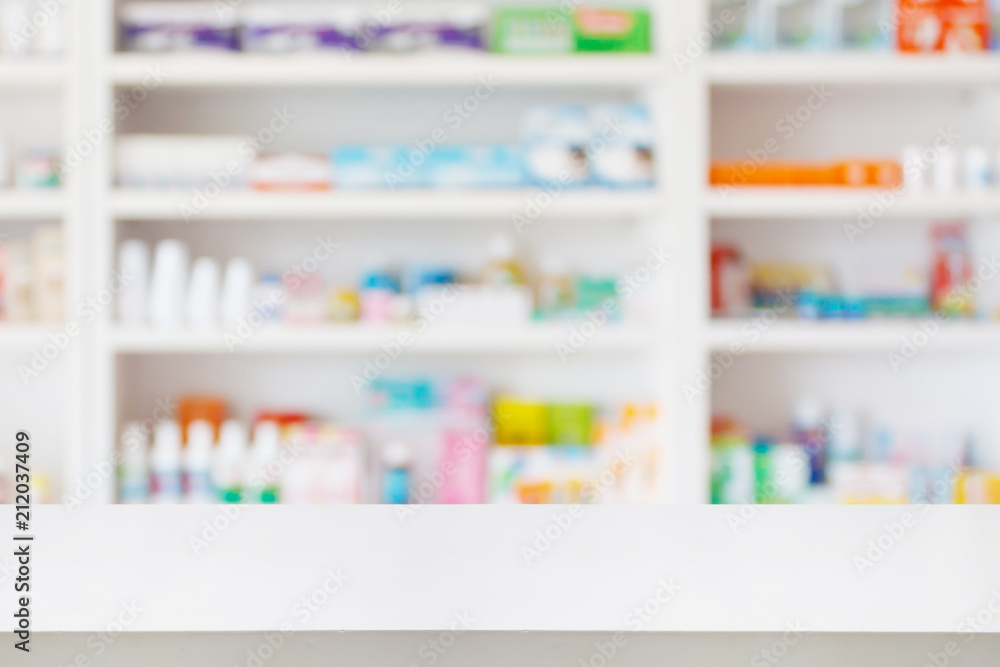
[5,505,999,665]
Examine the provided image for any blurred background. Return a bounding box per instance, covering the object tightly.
[1,0,1000,506]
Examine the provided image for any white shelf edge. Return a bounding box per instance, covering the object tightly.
[0,190,66,219]
[707,188,1000,220]
[0,324,64,350]
[110,189,658,221]
[0,59,66,87]
[708,320,1000,353]
[107,323,656,354]
[109,53,662,87]
[707,52,1000,86]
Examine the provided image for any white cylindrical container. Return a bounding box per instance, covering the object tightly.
[963,146,991,191]
[933,149,958,193]
[183,420,216,504]
[150,420,182,504]
[213,420,248,503]
[147,239,189,328]
[185,256,222,329]
[246,420,281,503]
[220,257,254,329]
[117,240,150,326]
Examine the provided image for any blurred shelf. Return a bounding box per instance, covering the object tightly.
[0,59,65,87]
[108,324,656,355]
[0,191,65,219]
[110,189,659,221]
[707,188,1000,220]
[0,324,62,350]
[707,52,1000,86]
[110,53,662,88]
[708,320,1000,353]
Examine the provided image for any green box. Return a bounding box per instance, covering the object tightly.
[573,7,651,53]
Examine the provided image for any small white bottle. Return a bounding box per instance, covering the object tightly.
[118,421,150,504]
[220,257,255,329]
[118,240,150,326]
[246,421,281,503]
[213,420,248,503]
[933,149,959,193]
[150,421,182,504]
[147,239,189,329]
[185,257,222,329]
[964,146,992,191]
[183,420,216,504]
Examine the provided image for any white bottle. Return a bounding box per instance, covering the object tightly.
[213,420,248,503]
[118,421,150,504]
[963,146,992,191]
[183,420,216,504]
[933,149,958,193]
[150,420,182,504]
[118,240,150,326]
[147,239,189,329]
[220,257,254,329]
[246,421,281,503]
[185,257,221,329]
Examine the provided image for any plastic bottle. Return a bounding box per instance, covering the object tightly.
[183,420,216,503]
[213,420,247,503]
[118,421,150,504]
[150,421,182,504]
[246,420,281,503]
[827,409,860,462]
[185,257,222,329]
[147,239,189,329]
[792,398,826,485]
[381,441,412,504]
[482,235,525,286]
[118,240,150,326]
[220,257,255,329]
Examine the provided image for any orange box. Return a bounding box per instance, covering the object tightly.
[897,0,987,52]
[940,0,988,51]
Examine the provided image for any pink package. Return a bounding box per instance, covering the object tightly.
[436,430,487,504]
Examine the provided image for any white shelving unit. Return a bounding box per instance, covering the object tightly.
[9,0,999,504]
[75,0,681,504]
